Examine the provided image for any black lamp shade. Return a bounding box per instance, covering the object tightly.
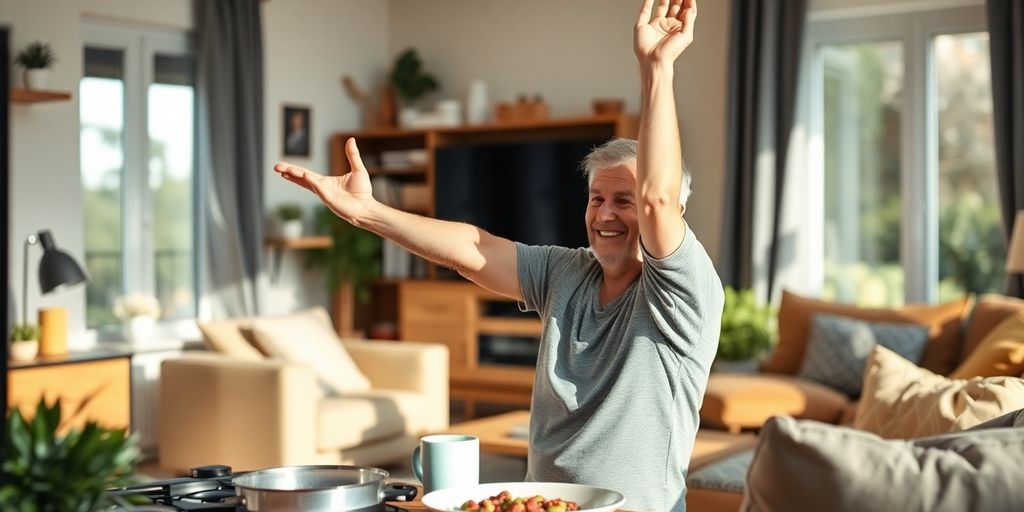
[37,230,88,293]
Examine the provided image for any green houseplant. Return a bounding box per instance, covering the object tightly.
[390,48,439,105]
[717,287,776,367]
[15,41,56,90]
[0,398,141,510]
[8,324,40,362]
[276,203,305,239]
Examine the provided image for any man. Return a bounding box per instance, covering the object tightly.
[275,0,721,508]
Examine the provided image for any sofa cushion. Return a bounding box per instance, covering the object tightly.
[961,294,1024,362]
[797,314,928,397]
[251,308,371,394]
[317,389,424,451]
[688,449,753,493]
[762,291,969,375]
[690,429,759,472]
[197,318,265,361]
[854,346,1024,439]
[742,415,1024,512]
[701,373,848,431]
[951,311,1024,379]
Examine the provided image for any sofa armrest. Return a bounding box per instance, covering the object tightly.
[343,339,449,431]
[158,353,320,473]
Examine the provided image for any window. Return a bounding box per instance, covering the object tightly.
[808,6,1000,306]
[80,24,197,330]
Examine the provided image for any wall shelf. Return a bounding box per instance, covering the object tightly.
[264,235,331,250]
[10,88,72,104]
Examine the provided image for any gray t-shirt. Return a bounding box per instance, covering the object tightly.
[516,228,723,511]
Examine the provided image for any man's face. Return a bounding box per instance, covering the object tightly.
[586,162,642,269]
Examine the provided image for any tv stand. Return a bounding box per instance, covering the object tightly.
[330,115,637,416]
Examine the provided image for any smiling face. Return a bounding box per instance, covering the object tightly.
[586,162,642,272]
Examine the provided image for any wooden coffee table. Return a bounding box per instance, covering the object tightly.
[444,410,531,457]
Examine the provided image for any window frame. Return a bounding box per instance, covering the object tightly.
[804,5,988,304]
[80,22,199,336]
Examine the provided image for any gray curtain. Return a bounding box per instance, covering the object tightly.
[196,0,264,316]
[987,0,1024,297]
[720,0,807,297]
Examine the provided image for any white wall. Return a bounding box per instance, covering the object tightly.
[260,0,390,315]
[388,0,732,263]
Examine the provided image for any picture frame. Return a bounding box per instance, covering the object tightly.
[282,104,311,157]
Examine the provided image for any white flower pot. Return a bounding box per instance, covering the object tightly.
[10,340,39,362]
[124,316,157,344]
[24,69,49,90]
[280,219,304,239]
[399,107,418,128]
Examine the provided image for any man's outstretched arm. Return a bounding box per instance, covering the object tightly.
[275,137,522,301]
[633,0,696,258]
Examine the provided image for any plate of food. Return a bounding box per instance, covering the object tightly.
[420,482,625,512]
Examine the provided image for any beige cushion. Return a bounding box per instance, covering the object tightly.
[700,373,849,431]
[197,318,265,361]
[317,389,423,451]
[251,308,371,394]
[854,346,1024,439]
[951,311,1024,379]
[762,291,969,376]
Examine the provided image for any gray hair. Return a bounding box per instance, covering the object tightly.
[580,138,692,207]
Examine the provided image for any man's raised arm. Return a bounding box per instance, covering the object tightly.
[275,137,522,301]
[633,0,696,258]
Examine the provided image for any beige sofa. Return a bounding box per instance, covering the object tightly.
[158,311,449,474]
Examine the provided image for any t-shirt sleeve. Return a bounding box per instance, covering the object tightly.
[640,227,725,357]
[516,242,580,314]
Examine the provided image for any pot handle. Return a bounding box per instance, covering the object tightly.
[382,482,418,502]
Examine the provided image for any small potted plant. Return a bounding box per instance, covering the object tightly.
[15,41,56,90]
[113,294,162,344]
[8,324,40,362]
[714,287,776,373]
[390,48,439,127]
[276,203,305,239]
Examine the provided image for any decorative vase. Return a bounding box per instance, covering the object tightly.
[124,315,156,344]
[280,219,303,239]
[399,107,418,128]
[24,68,49,90]
[10,340,39,362]
[466,80,488,124]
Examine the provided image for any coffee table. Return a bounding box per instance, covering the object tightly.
[442,409,758,470]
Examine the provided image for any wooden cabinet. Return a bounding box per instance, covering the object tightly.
[8,355,131,434]
[399,280,538,417]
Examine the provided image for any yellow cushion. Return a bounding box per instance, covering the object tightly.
[854,345,1024,439]
[762,291,969,375]
[700,373,849,431]
[961,295,1024,362]
[197,318,264,361]
[950,312,1024,379]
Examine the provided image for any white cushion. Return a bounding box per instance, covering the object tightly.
[251,308,371,394]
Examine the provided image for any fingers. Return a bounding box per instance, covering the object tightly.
[345,137,369,174]
[636,0,655,28]
[654,0,670,19]
[681,0,697,22]
[667,0,682,19]
[274,162,324,192]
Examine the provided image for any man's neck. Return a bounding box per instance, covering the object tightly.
[599,261,642,306]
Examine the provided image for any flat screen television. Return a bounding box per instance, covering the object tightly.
[433,137,606,276]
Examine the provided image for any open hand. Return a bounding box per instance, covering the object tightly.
[274,137,375,223]
[634,0,697,66]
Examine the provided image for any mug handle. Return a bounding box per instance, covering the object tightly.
[412,444,423,483]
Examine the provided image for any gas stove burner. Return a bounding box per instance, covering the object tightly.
[107,465,410,512]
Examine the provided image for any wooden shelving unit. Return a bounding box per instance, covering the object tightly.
[10,88,72,104]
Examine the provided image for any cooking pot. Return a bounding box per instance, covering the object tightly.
[230,465,418,511]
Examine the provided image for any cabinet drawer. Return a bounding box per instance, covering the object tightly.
[8,357,131,434]
[400,287,472,325]
[401,322,473,370]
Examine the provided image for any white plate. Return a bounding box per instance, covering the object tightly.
[421,482,625,512]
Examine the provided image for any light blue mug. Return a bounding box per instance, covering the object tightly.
[412,434,479,494]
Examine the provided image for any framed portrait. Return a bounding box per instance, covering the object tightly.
[282,104,311,157]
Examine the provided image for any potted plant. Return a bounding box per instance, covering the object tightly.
[113,293,161,344]
[276,203,305,239]
[0,398,142,510]
[15,41,56,90]
[306,206,382,336]
[8,324,39,362]
[715,287,776,373]
[390,48,439,127]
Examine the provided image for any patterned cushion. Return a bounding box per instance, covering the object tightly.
[686,450,753,493]
[854,345,1024,439]
[797,314,928,397]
